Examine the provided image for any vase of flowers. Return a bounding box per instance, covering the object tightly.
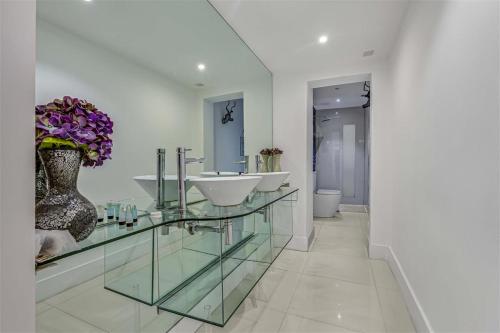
[35,96,113,241]
[270,148,283,172]
[260,148,272,172]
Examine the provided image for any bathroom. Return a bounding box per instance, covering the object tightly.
[313,81,371,218]
[2,1,500,333]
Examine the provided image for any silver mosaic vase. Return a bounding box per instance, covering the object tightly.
[35,149,97,241]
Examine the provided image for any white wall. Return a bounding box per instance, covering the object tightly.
[387,1,499,331]
[0,1,36,332]
[37,20,203,204]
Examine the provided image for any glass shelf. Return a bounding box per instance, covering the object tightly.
[36,187,298,266]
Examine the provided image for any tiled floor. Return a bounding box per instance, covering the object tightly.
[197,212,415,333]
[37,212,415,333]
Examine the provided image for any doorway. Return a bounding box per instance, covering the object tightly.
[203,92,244,173]
[313,80,371,207]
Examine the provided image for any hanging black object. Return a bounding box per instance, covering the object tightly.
[362,81,370,108]
[222,100,235,124]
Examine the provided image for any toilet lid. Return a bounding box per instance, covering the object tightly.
[317,189,341,195]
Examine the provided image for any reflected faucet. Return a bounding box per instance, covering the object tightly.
[156,148,166,209]
[177,147,204,212]
[233,155,249,174]
[255,154,263,173]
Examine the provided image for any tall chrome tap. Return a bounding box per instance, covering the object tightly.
[233,155,249,174]
[156,148,166,209]
[176,147,204,212]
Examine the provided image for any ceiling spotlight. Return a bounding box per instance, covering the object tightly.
[197,63,206,71]
[336,98,341,102]
[84,0,93,2]
[363,49,375,57]
[318,35,328,44]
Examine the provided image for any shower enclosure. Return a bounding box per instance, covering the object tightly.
[314,107,370,205]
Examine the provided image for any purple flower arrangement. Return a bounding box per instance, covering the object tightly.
[35,96,113,167]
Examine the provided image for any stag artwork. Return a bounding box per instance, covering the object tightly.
[362,81,371,108]
[222,100,235,124]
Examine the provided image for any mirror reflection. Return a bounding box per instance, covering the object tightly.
[36,0,273,209]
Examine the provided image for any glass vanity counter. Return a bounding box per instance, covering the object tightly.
[36,187,297,327]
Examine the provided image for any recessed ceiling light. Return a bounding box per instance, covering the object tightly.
[363,50,375,57]
[197,63,206,71]
[84,0,93,2]
[318,35,328,44]
[336,98,341,102]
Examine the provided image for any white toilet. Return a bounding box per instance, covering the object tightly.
[314,189,342,217]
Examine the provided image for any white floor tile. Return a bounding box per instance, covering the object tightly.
[37,308,106,333]
[44,275,104,306]
[377,288,416,333]
[249,267,287,302]
[52,285,158,332]
[196,316,254,333]
[271,249,308,273]
[288,274,385,333]
[316,225,366,242]
[370,260,399,291]
[311,238,368,258]
[303,252,374,285]
[36,302,52,316]
[278,314,358,333]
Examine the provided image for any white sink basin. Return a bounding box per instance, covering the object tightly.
[243,172,290,192]
[133,175,198,202]
[200,171,240,177]
[190,176,262,206]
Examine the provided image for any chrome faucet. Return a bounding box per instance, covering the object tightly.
[156,148,166,209]
[177,147,204,212]
[255,154,263,173]
[233,155,249,174]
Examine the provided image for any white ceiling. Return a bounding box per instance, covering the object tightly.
[314,81,369,110]
[210,0,409,74]
[37,0,270,90]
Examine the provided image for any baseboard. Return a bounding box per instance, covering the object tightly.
[368,242,389,259]
[286,226,315,251]
[385,246,434,333]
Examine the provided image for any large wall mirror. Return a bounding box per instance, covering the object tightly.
[36,0,273,206]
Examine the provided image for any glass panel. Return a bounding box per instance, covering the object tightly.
[157,191,297,326]
[36,188,298,266]
[104,229,155,304]
[271,196,294,260]
[342,124,356,197]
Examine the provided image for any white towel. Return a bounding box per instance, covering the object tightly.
[35,229,79,258]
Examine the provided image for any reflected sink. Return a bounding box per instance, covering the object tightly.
[243,172,290,192]
[190,176,262,206]
[200,171,240,177]
[133,175,199,202]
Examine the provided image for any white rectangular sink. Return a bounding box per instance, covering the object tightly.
[243,172,290,192]
[190,176,262,206]
[133,175,198,202]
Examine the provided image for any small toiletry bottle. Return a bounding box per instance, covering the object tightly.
[96,205,105,223]
[132,204,138,223]
[118,207,126,226]
[106,202,114,220]
[126,205,133,228]
[114,203,121,221]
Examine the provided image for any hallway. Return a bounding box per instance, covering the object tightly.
[197,212,415,333]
